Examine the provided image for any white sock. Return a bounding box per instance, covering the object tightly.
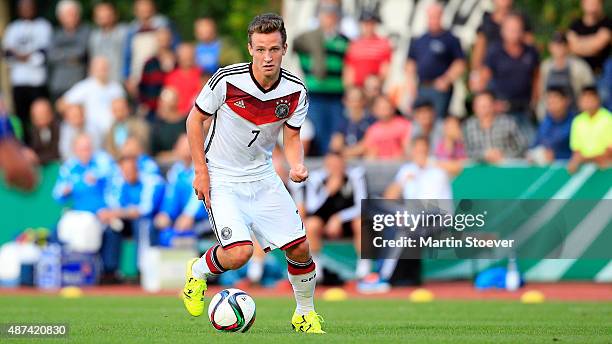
[247,257,264,283]
[192,244,226,279]
[355,259,372,279]
[287,257,316,315]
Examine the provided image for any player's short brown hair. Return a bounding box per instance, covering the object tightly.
[247,13,287,46]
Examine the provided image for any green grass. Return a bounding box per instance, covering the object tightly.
[0,296,610,343]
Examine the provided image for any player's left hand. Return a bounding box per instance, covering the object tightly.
[289,164,308,183]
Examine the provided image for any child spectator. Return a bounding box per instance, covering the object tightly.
[567,86,612,173]
[411,99,443,145]
[364,96,411,160]
[539,31,594,116]
[434,116,466,176]
[29,98,60,164]
[329,87,375,158]
[529,87,574,164]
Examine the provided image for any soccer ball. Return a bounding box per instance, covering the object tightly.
[208,288,256,332]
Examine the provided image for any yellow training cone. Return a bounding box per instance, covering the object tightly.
[409,288,434,303]
[60,286,83,298]
[521,290,545,304]
[323,287,348,301]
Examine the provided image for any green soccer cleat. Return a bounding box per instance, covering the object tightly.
[291,310,326,334]
[182,258,207,317]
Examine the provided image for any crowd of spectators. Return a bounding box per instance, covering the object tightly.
[1,0,611,287]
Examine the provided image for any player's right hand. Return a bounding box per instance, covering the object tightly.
[193,171,211,209]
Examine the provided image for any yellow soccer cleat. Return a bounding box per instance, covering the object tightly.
[291,310,326,334]
[182,258,207,317]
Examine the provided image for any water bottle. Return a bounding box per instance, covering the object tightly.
[36,244,62,290]
[505,257,520,291]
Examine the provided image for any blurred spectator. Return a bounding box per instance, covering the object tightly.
[98,154,165,280]
[464,91,527,164]
[89,2,128,83]
[406,3,466,119]
[471,0,533,70]
[60,56,125,136]
[124,0,178,95]
[529,87,574,164]
[363,74,384,111]
[568,86,612,173]
[434,116,466,176]
[384,135,453,200]
[294,1,349,155]
[29,98,60,164]
[154,135,207,233]
[474,13,539,133]
[164,43,202,116]
[194,17,241,74]
[53,133,114,213]
[411,99,443,145]
[343,10,392,88]
[305,151,368,281]
[104,98,150,159]
[151,88,186,160]
[59,105,102,161]
[2,0,52,144]
[363,96,411,160]
[539,32,594,116]
[138,27,176,119]
[329,87,375,158]
[119,136,160,176]
[567,0,611,76]
[370,136,453,291]
[48,0,90,101]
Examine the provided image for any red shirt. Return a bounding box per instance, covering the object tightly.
[164,67,202,115]
[364,116,412,159]
[345,35,393,86]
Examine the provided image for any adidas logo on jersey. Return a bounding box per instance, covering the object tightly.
[234,100,246,108]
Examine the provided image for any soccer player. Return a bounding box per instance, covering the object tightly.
[182,14,324,333]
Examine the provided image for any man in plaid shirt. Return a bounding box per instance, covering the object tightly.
[464,91,528,163]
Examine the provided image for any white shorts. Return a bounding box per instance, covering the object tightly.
[206,174,305,252]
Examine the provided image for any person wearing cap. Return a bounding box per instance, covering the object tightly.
[538,31,594,116]
[406,2,466,120]
[343,10,392,88]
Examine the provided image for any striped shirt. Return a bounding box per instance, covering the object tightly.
[464,114,528,160]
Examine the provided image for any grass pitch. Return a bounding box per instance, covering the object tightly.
[0,295,610,343]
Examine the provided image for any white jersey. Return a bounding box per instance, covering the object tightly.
[194,63,308,182]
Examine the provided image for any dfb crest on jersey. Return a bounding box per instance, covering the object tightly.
[220,227,232,240]
[275,99,290,119]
